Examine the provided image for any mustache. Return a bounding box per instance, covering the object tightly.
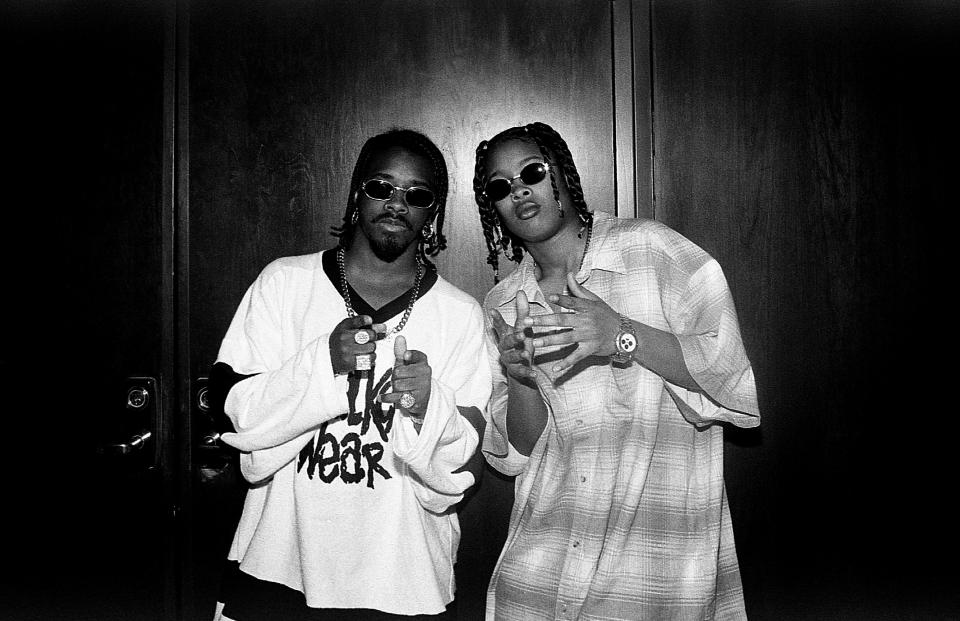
[372,214,412,229]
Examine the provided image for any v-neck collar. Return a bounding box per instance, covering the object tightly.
[321,248,438,324]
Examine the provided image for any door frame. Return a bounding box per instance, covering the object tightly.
[163,0,194,617]
[163,1,653,618]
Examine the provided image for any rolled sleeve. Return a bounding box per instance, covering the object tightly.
[391,378,479,513]
[671,261,760,427]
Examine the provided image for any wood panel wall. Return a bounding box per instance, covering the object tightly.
[188,2,622,618]
[189,0,617,363]
[650,1,957,617]
[186,0,957,618]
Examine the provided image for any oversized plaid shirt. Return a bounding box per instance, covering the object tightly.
[482,211,760,621]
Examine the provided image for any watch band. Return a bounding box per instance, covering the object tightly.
[611,314,638,364]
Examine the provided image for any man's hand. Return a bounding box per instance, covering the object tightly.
[380,336,432,417]
[523,272,620,376]
[489,290,540,383]
[329,315,387,375]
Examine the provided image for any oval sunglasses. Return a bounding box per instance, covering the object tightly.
[483,161,551,202]
[360,178,436,209]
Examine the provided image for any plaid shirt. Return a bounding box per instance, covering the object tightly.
[482,211,760,621]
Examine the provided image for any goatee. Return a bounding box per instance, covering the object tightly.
[369,232,407,262]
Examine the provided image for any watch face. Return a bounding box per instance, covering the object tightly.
[617,332,637,353]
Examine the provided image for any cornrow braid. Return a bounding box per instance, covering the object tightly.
[472,122,593,282]
[333,128,449,263]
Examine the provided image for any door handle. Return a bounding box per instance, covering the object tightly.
[100,430,153,456]
[195,379,222,446]
[97,377,158,466]
[195,377,220,447]
[195,376,239,482]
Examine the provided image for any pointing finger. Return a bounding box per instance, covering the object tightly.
[394,335,408,363]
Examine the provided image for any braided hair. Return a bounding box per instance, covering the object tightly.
[333,128,448,261]
[472,122,593,282]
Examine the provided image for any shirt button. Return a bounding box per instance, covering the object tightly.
[580,476,587,483]
[572,541,580,548]
[575,419,583,426]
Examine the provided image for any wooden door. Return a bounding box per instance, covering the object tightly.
[185,1,638,619]
[1,1,175,619]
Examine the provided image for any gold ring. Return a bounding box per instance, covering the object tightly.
[354,330,370,345]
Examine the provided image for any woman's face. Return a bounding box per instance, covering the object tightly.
[483,138,571,244]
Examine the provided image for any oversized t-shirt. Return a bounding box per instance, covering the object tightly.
[217,249,491,615]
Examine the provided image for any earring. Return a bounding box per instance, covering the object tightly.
[557,199,564,219]
[350,208,359,225]
[421,222,435,241]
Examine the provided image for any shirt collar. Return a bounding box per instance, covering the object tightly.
[577,210,627,278]
[495,210,627,309]
[498,255,548,309]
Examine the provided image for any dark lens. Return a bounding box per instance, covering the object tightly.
[363,179,394,201]
[404,187,435,209]
[484,179,512,202]
[484,162,548,202]
[519,162,548,185]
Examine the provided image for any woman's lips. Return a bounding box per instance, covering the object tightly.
[515,202,540,220]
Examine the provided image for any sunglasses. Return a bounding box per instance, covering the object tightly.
[483,161,551,202]
[361,178,436,209]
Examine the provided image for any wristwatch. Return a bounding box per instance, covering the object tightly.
[611,314,638,364]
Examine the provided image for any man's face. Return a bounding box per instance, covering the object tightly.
[355,146,438,262]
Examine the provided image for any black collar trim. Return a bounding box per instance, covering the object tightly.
[321,248,437,324]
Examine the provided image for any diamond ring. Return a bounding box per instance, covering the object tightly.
[399,392,416,410]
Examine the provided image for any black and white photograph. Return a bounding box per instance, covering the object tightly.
[2,0,956,619]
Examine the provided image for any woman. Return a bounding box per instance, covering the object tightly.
[473,122,760,620]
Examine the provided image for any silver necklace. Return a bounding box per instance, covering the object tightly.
[578,219,593,270]
[337,247,424,336]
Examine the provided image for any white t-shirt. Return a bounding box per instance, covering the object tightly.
[216,249,491,615]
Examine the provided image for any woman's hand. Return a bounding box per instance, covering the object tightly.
[489,290,538,383]
[523,272,621,376]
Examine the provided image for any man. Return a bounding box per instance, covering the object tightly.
[211,129,490,620]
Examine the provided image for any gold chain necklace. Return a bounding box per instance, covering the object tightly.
[337,247,424,336]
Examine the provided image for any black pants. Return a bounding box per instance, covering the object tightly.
[220,561,455,621]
